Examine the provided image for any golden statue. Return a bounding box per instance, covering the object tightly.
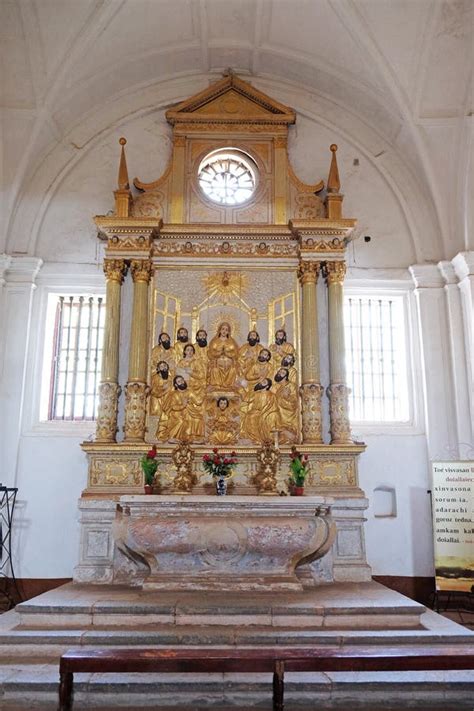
[157,375,204,443]
[149,360,172,417]
[150,332,175,373]
[241,347,273,391]
[280,352,298,384]
[207,396,239,445]
[207,321,240,389]
[238,330,263,374]
[241,378,278,444]
[269,328,295,362]
[274,367,299,444]
[171,326,191,364]
[176,343,207,399]
[193,328,209,362]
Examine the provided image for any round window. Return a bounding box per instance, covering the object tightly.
[197,149,257,206]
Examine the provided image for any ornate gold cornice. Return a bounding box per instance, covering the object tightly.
[298,260,320,285]
[95,216,161,239]
[160,224,292,241]
[325,260,347,285]
[130,259,153,283]
[154,240,299,259]
[103,259,127,284]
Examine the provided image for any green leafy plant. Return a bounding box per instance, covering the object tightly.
[141,445,159,486]
[202,448,238,478]
[289,446,309,487]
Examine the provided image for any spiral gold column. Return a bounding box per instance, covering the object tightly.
[298,260,323,443]
[123,259,153,442]
[326,260,352,444]
[95,259,127,442]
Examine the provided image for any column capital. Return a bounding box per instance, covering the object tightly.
[325,260,346,285]
[103,258,127,284]
[409,264,444,288]
[452,251,474,282]
[438,261,458,285]
[4,256,43,284]
[297,260,320,285]
[130,258,153,283]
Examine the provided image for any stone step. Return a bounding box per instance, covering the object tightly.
[1,663,474,709]
[15,581,425,630]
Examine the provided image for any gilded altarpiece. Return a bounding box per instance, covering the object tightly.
[83,73,365,498]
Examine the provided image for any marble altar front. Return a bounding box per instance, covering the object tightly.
[111,495,335,592]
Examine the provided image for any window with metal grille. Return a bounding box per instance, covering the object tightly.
[48,295,105,420]
[344,294,410,422]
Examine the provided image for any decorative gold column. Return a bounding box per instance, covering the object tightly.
[123,259,153,441]
[297,260,323,443]
[96,259,127,442]
[326,260,352,444]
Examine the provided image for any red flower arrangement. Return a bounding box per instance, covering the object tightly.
[202,447,238,478]
[141,445,159,486]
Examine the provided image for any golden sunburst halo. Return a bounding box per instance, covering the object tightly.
[202,271,249,298]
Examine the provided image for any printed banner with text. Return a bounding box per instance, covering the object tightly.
[431,461,474,592]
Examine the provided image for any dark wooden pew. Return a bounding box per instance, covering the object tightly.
[58,644,474,711]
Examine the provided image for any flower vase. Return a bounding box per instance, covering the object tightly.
[144,484,153,495]
[293,486,305,496]
[215,476,227,496]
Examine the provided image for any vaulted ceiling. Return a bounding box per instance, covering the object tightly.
[1,0,472,262]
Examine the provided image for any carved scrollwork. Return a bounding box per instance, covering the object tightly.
[95,382,121,442]
[172,442,197,493]
[123,382,149,441]
[327,384,352,444]
[299,383,324,444]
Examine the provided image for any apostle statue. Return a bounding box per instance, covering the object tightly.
[151,331,175,372]
[269,328,295,362]
[280,352,298,384]
[207,321,240,389]
[241,377,278,444]
[238,330,262,374]
[172,326,190,363]
[274,367,299,443]
[194,328,208,361]
[241,347,273,391]
[149,360,172,417]
[157,375,204,443]
[176,343,207,400]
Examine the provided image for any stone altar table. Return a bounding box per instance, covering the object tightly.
[111,495,335,592]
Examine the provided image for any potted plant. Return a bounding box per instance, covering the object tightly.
[141,445,159,494]
[289,446,309,496]
[202,448,238,495]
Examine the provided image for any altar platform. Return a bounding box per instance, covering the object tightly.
[0,581,473,709]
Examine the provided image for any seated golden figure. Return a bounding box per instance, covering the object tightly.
[176,343,207,400]
[157,375,204,443]
[241,378,278,444]
[150,332,175,372]
[207,322,240,389]
[242,347,273,391]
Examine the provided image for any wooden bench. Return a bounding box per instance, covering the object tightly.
[58,644,474,711]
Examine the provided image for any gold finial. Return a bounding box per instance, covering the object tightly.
[117,137,129,190]
[327,144,340,194]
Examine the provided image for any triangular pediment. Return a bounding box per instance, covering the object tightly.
[166,74,296,125]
